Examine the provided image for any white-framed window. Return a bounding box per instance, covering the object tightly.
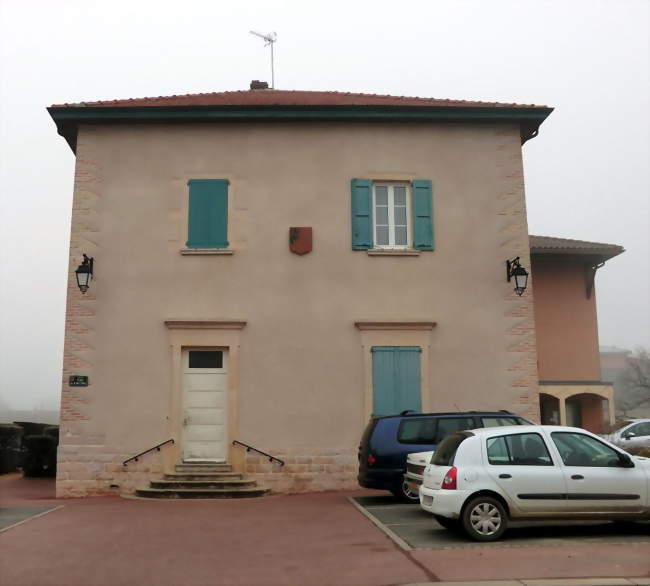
[372,183,411,249]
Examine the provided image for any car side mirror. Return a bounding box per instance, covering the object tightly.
[618,452,635,468]
[622,432,636,440]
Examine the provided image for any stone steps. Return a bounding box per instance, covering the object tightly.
[136,462,268,499]
[135,486,268,499]
[175,463,232,474]
[151,479,256,489]
[164,472,244,481]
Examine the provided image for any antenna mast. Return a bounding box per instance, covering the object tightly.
[249,30,277,88]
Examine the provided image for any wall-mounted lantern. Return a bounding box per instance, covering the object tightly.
[506,256,529,296]
[75,254,94,293]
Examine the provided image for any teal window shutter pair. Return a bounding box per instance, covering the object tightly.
[186,179,229,249]
[350,179,434,250]
[371,346,422,416]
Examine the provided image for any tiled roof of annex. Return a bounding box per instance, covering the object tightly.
[51,89,550,109]
[530,235,624,260]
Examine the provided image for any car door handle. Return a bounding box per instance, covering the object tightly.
[499,474,512,479]
[571,474,584,480]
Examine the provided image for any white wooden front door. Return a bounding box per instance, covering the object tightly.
[182,349,228,462]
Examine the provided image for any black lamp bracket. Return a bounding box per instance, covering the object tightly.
[81,254,94,277]
[506,257,522,282]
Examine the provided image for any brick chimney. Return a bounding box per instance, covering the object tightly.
[250,80,269,90]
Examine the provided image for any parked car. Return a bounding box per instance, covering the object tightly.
[403,414,537,498]
[358,411,530,502]
[404,450,436,497]
[605,419,650,451]
[419,425,650,541]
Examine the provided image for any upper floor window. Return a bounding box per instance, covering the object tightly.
[186,179,229,249]
[351,179,434,251]
[373,183,410,248]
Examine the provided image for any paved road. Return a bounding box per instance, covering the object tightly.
[1,474,649,585]
[352,495,650,550]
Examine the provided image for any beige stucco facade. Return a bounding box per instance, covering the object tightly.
[57,120,540,497]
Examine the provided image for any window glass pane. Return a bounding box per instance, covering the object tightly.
[481,417,521,427]
[508,433,552,465]
[487,433,553,466]
[395,226,407,245]
[629,423,650,436]
[376,206,389,225]
[376,226,389,245]
[398,419,437,444]
[393,186,406,206]
[394,205,407,225]
[432,433,468,466]
[487,437,510,465]
[188,351,223,368]
[375,186,388,205]
[434,417,475,443]
[551,432,622,467]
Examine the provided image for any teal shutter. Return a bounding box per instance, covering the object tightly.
[412,180,434,250]
[351,178,373,249]
[186,179,229,249]
[371,347,422,416]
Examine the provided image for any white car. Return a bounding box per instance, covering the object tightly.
[605,419,650,451]
[419,425,650,541]
[404,450,434,498]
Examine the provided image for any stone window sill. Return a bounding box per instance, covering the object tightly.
[366,249,420,257]
[181,249,234,256]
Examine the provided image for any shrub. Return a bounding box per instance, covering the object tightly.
[22,435,57,477]
[13,422,49,436]
[44,426,59,443]
[0,424,24,473]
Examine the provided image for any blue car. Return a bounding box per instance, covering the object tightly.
[357,410,530,502]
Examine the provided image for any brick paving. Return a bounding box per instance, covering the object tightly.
[1,473,649,586]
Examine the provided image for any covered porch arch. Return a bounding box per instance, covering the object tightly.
[538,382,615,434]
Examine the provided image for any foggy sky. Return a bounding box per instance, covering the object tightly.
[1,0,648,410]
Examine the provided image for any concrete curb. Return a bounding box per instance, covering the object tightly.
[401,578,650,586]
[347,496,413,551]
[0,505,63,534]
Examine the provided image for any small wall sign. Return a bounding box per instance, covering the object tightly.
[69,375,88,387]
[289,227,312,255]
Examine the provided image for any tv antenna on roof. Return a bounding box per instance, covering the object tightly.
[250,30,277,89]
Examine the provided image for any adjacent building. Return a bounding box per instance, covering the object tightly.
[532,237,623,432]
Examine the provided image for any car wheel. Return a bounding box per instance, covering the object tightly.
[433,514,459,531]
[391,479,420,503]
[461,496,508,541]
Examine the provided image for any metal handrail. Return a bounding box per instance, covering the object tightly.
[123,439,175,466]
[232,440,284,466]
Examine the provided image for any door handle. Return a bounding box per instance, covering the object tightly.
[571,474,584,480]
[499,473,512,479]
[183,417,189,426]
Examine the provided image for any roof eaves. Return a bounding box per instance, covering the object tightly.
[47,103,553,154]
[530,235,624,262]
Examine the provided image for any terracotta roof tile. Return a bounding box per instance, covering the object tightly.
[50,89,550,109]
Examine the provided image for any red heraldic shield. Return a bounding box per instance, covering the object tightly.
[289,227,312,255]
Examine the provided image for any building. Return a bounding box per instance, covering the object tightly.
[49,86,558,497]
[532,237,624,432]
